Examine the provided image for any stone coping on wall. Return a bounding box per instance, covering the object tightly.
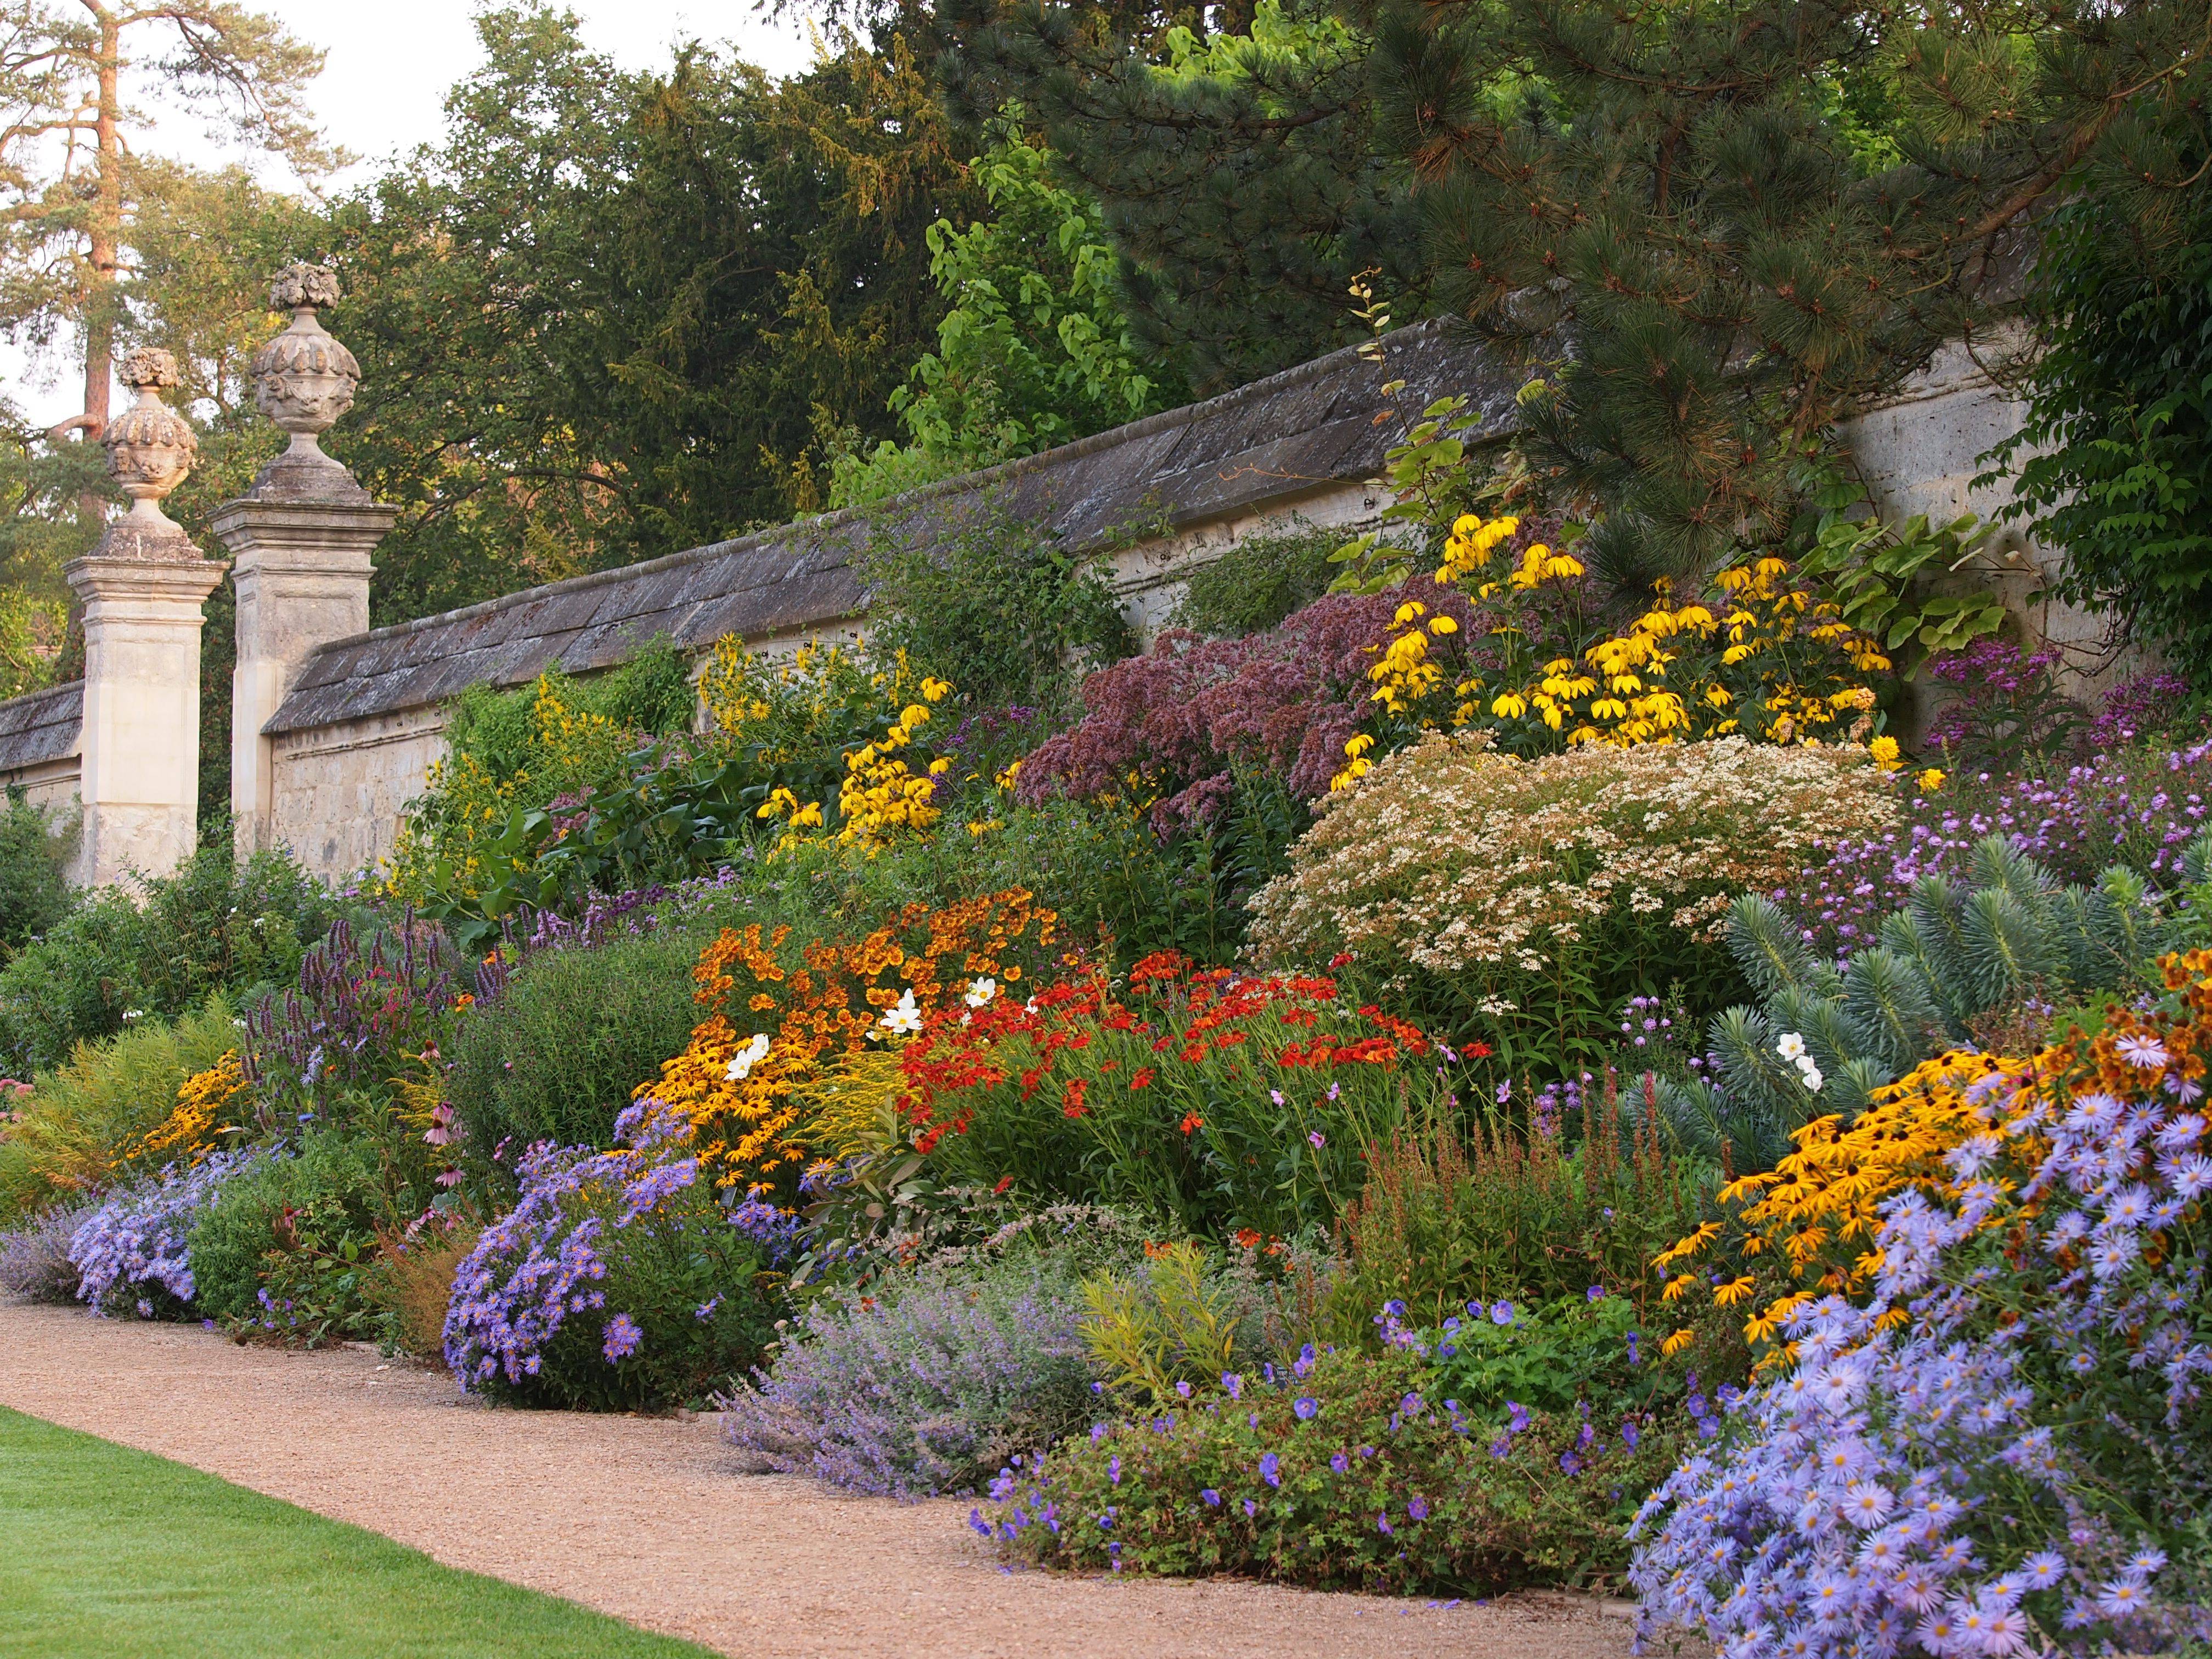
[262,320,1519,738]
[0,679,83,776]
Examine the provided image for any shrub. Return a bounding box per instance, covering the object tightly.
[186,1131,391,1344]
[0,842,340,1075]
[896,952,1444,1238]
[979,1343,1685,1593]
[1249,732,1897,1065]
[720,1254,1101,1497]
[450,926,710,1157]
[242,915,473,1123]
[1997,180,2212,687]
[1077,1238,1329,1402]
[0,1000,245,1223]
[0,1194,97,1301]
[856,506,1133,716]
[1016,584,1487,831]
[1630,948,2212,1655]
[1921,639,2089,772]
[1325,1107,1708,1340]
[1170,525,1342,639]
[68,1147,268,1317]
[0,785,71,953]
[442,1100,791,1410]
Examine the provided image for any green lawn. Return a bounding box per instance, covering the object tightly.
[0,1407,719,1658]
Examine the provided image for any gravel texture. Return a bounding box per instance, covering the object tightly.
[0,1300,1668,1659]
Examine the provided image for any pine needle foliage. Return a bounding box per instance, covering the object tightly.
[940,0,1421,391]
[1369,0,2212,578]
[1660,832,2211,1173]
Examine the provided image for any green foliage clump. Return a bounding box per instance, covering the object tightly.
[1077,1240,1321,1403]
[187,1131,393,1344]
[0,1000,243,1224]
[830,128,1186,507]
[0,786,72,955]
[856,509,1133,715]
[440,642,696,789]
[1663,836,2194,1173]
[448,927,710,1159]
[1998,181,2212,685]
[0,842,340,1077]
[1323,1115,1707,1342]
[982,1344,1683,1592]
[1170,526,1341,638]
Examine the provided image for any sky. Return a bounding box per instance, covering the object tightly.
[4,1,819,425]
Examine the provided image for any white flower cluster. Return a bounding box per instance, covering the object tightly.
[1249,733,1895,996]
[1776,1030,1824,1092]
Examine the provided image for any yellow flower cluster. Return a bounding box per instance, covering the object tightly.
[836,691,953,849]
[1334,518,1895,791]
[381,672,644,902]
[717,637,963,855]
[1656,956,2212,1365]
[1658,1051,2010,1361]
[114,1051,251,1170]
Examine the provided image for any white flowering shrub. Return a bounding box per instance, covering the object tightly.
[1249,734,1895,1057]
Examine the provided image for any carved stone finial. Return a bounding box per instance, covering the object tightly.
[98,347,200,557]
[245,262,369,503]
[269,262,342,311]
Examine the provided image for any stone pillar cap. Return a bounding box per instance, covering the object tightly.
[245,262,373,505]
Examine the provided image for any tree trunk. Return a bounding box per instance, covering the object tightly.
[76,8,123,521]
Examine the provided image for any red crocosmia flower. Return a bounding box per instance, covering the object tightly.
[1180,1045,1208,1064]
[1130,1067,1155,1090]
[993,1175,1014,1194]
[1180,1112,1204,1135]
[915,1126,947,1154]
[1062,1078,1089,1119]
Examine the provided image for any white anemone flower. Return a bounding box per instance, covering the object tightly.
[964,977,998,1009]
[1798,1063,1825,1093]
[879,989,923,1037]
[1776,1032,1807,1062]
[724,1032,771,1082]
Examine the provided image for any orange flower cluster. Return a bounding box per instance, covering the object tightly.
[1658,948,2212,1364]
[637,891,1056,1197]
[114,1050,250,1171]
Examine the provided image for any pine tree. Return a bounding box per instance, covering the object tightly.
[940,0,1420,391]
[946,0,2210,573]
[1373,0,2211,580]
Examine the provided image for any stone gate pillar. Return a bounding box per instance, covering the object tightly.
[66,348,228,887]
[212,264,397,857]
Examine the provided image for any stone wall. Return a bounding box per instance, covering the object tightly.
[0,318,2096,891]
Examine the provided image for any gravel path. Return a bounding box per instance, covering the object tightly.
[0,1301,1662,1659]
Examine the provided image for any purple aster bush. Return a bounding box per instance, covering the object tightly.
[719,1257,1099,1498]
[67,1148,268,1316]
[1784,738,2212,959]
[1630,1019,2212,1655]
[442,1099,786,1410]
[0,1194,100,1301]
[979,1342,1684,1593]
